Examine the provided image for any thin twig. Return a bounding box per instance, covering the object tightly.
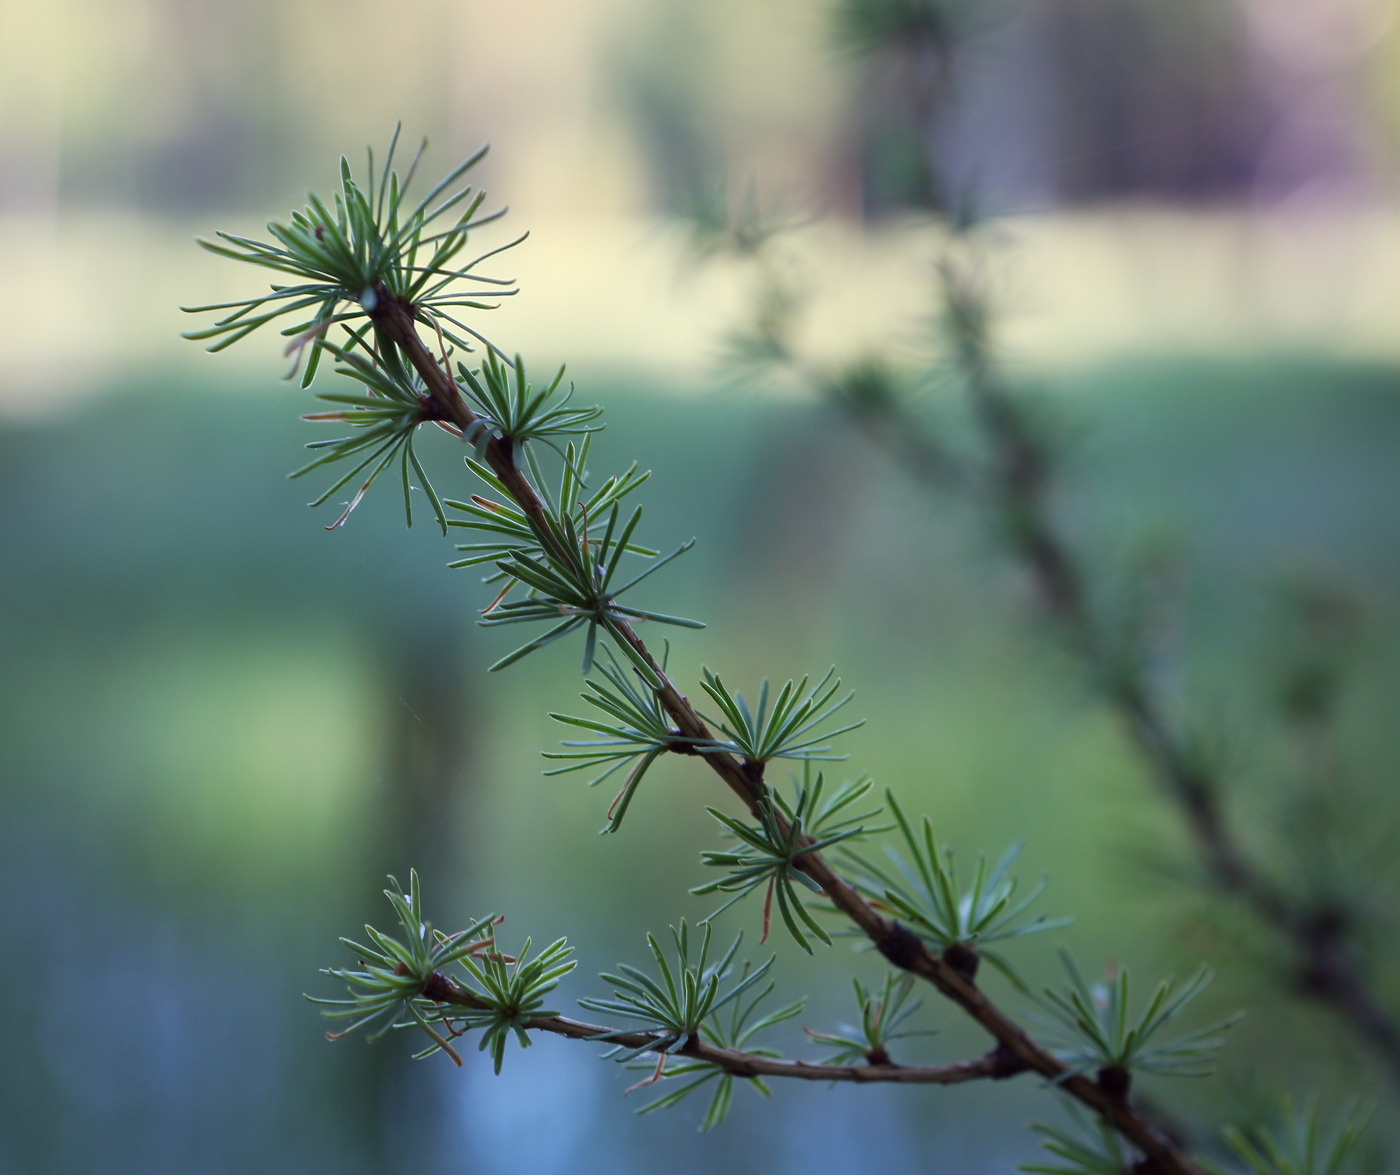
[423,972,1024,1085]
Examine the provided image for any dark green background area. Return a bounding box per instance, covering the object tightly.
[2,356,1398,1173]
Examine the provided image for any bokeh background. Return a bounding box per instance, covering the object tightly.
[2,1,1400,1173]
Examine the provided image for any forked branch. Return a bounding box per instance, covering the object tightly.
[377,296,1205,1175]
[183,138,1223,1175]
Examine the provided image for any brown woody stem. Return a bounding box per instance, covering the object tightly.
[423,972,1026,1085]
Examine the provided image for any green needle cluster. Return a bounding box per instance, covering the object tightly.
[451,443,702,674]
[633,962,804,1130]
[804,972,934,1065]
[693,772,883,951]
[578,922,769,1058]
[292,336,450,530]
[1038,952,1241,1085]
[182,124,518,381]
[698,667,863,764]
[310,871,575,1073]
[309,871,497,1056]
[842,790,1069,981]
[450,936,578,1074]
[1214,1100,1371,1175]
[1023,1110,1138,1175]
[457,352,604,458]
[545,645,694,833]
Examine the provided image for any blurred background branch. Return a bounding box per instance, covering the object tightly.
[682,0,1400,1099]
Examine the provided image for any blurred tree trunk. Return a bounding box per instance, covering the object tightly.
[344,614,476,1171]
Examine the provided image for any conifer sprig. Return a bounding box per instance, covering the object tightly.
[451,935,579,1074]
[181,124,518,386]
[1022,1108,1136,1175]
[546,645,696,832]
[1037,952,1240,1087]
[805,972,934,1066]
[443,435,702,675]
[446,437,653,576]
[1214,1100,1371,1175]
[311,873,578,1072]
[692,772,883,951]
[577,922,772,1072]
[841,790,1068,980]
[308,871,502,1062]
[456,352,604,457]
[630,964,805,1130]
[697,668,864,764]
[293,336,451,530]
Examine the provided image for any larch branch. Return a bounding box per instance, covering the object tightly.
[381,301,1208,1175]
